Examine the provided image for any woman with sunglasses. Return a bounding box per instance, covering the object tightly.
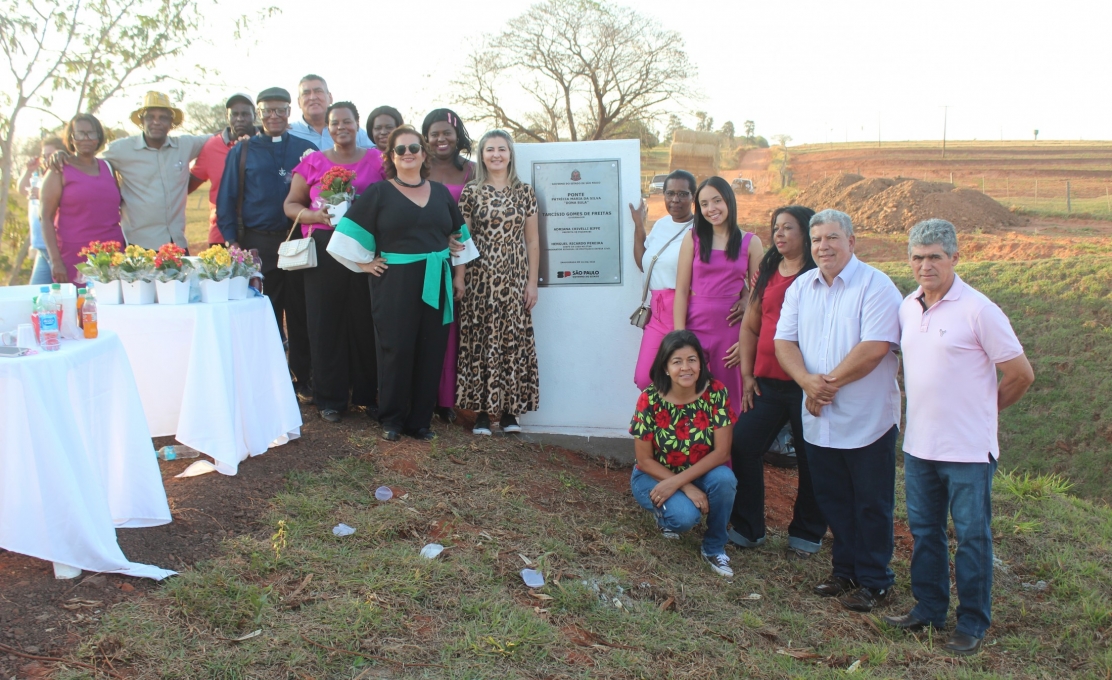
[284,102,384,423]
[327,126,469,442]
[423,108,476,424]
[39,114,123,283]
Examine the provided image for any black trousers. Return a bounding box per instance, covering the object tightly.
[240,228,311,386]
[730,378,827,547]
[371,259,449,432]
[302,229,377,411]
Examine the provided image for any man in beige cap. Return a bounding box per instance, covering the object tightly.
[101,91,211,251]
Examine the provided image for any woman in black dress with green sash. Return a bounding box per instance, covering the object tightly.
[328,126,473,441]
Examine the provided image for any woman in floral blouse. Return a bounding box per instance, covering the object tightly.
[630,330,738,577]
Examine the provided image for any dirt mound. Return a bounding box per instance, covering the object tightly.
[795,173,1026,233]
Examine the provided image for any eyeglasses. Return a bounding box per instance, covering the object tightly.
[257,106,290,118]
[393,143,422,156]
[72,131,98,141]
[664,191,692,200]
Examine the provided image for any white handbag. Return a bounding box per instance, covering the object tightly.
[277,214,317,271]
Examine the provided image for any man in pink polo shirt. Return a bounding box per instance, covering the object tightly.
[885,219,1034,656]
[189,93,257,246]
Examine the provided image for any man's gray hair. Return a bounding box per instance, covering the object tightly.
[907,219,958,257]
[810,209,854,237]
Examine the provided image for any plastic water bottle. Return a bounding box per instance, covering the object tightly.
[82,288,98,339]
[49,282,64,329]
[157,445,201,461]
[38,286,60,352]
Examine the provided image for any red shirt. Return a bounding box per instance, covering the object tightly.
[754,269,798,381]
[190,131,234,244]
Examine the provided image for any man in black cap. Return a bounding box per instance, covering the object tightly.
[190,93,258,247]
[217,87,317,398]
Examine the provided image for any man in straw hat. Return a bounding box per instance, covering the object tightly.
[98,91,211,251]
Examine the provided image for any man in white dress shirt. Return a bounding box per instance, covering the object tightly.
[775,209,903,613]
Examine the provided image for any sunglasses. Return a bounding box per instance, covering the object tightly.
[393,143,422,156]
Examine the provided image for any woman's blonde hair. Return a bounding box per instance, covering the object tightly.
[471,129,522,189]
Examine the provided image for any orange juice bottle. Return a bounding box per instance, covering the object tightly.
[82,289,98,339]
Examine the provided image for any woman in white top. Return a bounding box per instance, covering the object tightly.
[631,170,701,388]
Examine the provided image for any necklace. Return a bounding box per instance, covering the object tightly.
[394,176,426,188]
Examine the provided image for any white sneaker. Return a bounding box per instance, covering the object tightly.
[661,529,680,540]
[701,551,733,577]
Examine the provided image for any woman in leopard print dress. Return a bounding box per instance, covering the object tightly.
[456,130,540,435]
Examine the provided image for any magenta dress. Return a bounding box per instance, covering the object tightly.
[55,160,123,282]
[439,164,474,409]
[686,230,753,409]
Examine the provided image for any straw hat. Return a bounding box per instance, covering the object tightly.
[130,91,185,128]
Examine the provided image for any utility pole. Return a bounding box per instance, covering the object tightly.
[941,105,949,159]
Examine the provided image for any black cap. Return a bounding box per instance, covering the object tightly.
[256,87,291,103]
[225,92,254,109]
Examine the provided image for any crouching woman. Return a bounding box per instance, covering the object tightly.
[629,330,738,577]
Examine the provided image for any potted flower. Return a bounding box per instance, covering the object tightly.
[153,243,193,305]
[118,244,157,304]
[226,245,261,300]
[76,241,124,304]
[196,244,233,303]
[317,166,357,225]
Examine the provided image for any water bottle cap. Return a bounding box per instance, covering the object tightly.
[51,283,60,289]
[78,288,87,294]
[40,286,49,292]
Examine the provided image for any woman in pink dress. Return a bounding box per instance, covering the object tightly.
[423,108,476,423]
[673,176,763,409]
[284,102,384,423]
[39,114,123,283]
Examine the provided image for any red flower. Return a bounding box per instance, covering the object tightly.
[727,408,737,422]
[665,450,687,468]
[709,379,725,392]
[636,392,649,411]
[688,443,711,464]
[675,416,691,440]
[640,431,654,442]
[693,411,710,430]
[654,409,671,429]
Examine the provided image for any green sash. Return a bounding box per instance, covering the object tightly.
[381,249,453,325]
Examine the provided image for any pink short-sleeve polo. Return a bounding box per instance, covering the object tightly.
[899,275,1024,463]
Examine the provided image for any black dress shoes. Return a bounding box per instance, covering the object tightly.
[883,612,933,631]
[381,429,401,442]
[943,631,983,656]
[813,575,858,597]
[404,427,437,441]
[319,409,341,423]
[839,586,889,612]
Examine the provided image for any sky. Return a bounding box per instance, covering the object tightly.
[12,0,1112,146]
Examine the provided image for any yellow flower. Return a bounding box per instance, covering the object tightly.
[110,252,125,266]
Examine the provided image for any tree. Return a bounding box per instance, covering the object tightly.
[719,121,735,143]
[454,0,694,142]
[184,102,226,135]
[771,134,793,188]
[664,114,684,143]
[744,120,755,142]
[694,111,714,132]
[0,0,277,275]
[605,118,659,149]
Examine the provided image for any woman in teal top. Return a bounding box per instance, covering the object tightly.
[328,126,473,442]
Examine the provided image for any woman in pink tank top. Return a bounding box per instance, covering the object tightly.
[39,114,123,283]
[423,108,476,422]
[673,176,763,410]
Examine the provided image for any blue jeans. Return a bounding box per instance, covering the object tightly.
[30,248,53,285]
[730,378,826,552]
[631,465,737,555]
[806,426,897,589]
[904,452,997,638]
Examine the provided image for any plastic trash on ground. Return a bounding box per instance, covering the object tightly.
[521,569,545,588]
[375,486,393,501]
[175,459,218,478]
[420,543,444,559]
[332,523,355,537]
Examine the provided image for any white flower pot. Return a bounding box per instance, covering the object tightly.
[122,280,156,305]
[156,279,191,305]
[96,279,122,305]
[228,276,249,300]
[327,200,350,226]
[200,278,230,303]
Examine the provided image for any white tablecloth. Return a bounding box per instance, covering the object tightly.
[0,332,174,579]
[98,297,302,475]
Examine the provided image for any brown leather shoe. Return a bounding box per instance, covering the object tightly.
[839,586,889,612]
[942,631,983,656]
[813,575,858,597]
[883,612,933,631]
